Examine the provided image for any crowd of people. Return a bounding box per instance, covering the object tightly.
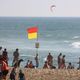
[0,46,80,80]
[0,47,25,80]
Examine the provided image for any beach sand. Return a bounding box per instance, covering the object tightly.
[6,68,80,80]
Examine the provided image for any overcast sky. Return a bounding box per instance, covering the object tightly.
[0,0,80,17]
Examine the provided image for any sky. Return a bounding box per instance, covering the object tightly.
[0,0,80,17]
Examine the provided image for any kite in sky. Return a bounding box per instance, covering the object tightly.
[50,5,56,12]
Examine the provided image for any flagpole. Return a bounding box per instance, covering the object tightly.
[35,30,39,68]
[27,26,39,68]
[36,31,39,54]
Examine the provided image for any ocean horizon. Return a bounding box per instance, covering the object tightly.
[0,17,80,68]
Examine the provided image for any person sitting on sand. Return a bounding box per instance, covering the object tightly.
[67,62,73,69]
[2,48,8,65]
[43,61,50,69]
[19,69,25,80]
[28,61,34,68]
[25,60,30,68]
[10,67,16,80]
[12,48,19,67]
[47,53,53,66]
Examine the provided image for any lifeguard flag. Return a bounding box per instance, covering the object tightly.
[27,27,38,39]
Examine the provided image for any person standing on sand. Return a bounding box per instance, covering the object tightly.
[2,48,8,65]
[0,47,2,56]
[12,48,19,67]
[58,53,62,69]
[47,53,53,66]
[77,57,80,69]
[35,53,39,68]
[61,55,66,69]
[0,55,9,80]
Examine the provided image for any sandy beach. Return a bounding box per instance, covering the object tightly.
[6,68,80,80]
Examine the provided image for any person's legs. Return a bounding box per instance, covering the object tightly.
[2,75,6,80]
[0,72,3,80]
[2,70,8,80]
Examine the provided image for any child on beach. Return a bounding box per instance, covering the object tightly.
[67,62,73,69]
[19,69,25,80]
[10,68,16,80]
[43,61,50,69]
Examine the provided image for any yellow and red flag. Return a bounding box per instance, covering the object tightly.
[27,27,38,39]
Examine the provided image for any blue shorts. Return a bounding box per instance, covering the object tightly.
[0,72,3,76]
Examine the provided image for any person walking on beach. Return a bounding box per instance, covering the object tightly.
[61,55,66,69]
[47,53,53,66]
[12,48,19,67]
[2,48,8,65]
[19,69,25,80]
[58,53,62,69]
[35,53,39,68]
